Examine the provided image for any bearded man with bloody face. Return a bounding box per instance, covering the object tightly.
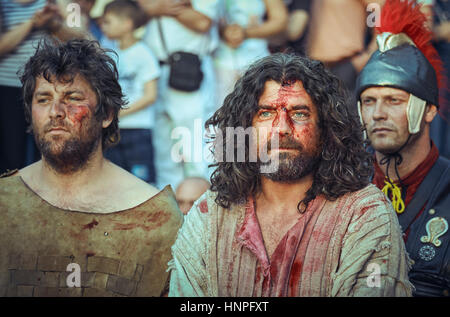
[0,39,182,297]
[167,53,413,297]
[31,73,105,175]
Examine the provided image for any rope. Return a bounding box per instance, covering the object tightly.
[378,135,412,214]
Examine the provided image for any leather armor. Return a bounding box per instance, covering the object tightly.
[405,157,450,297]
[0,175,183,297]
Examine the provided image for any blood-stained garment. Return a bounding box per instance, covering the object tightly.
[0,175,183,297]
[168,184,413,296]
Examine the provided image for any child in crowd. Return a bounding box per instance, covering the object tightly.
[101,0,160,184]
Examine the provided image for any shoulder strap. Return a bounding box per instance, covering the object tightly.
[398,157,450,232]
[157,18,170,60]
[156,17,210,59]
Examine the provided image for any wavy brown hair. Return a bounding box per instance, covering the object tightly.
[206,53,373,212]
[20,38,126,150]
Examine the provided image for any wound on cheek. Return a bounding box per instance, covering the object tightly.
[293,124,314,142]
[67,105,90,124]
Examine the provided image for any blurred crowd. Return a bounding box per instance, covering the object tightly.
[1,0,449,213]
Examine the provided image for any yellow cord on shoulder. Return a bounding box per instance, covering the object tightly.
[382,178,405,214]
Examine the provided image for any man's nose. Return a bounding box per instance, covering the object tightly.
[372,100,388,121]
[49,100,66,119]
[273,109,292,135]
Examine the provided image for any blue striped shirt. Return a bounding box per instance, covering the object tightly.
[0,0,46,87]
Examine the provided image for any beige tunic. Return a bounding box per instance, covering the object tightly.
[169,184,414,296]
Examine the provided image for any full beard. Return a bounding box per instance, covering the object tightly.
[34,119,102,174]
[259,137,320,183]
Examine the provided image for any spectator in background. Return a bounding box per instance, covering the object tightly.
[175,176,210,214]
[0,0,85,175]
[431,0,450,159]
[137,0,220,191]
[268,0,311,55]
[75,0,104,41]
[101,0,160,184]
[307,0,434,105]
[213,0,288,111]
[306,0,384,98]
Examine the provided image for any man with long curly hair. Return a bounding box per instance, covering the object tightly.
[168,53,413,297]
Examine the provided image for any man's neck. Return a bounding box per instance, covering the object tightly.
[255,174,314,217]
[375,136,431,181]
[37,147,107,194]
[118,33,137,50]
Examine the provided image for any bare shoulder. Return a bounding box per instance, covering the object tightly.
[107,162,160,202]
[127,175,160,200]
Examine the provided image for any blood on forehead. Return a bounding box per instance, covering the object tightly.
[275,80,309,104]
[269,80,311,131]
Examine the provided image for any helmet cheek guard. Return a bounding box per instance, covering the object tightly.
[406,94,427,134]
[357,101,367,140]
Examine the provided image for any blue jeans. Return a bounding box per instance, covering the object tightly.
[105,129,156,184]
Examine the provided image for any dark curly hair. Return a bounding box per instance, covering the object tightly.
[206,53,373,212]
[20,38,126,150]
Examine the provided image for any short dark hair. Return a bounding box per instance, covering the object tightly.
[206,53,373,212]
[20,38,126,150]
[103,0,147,29]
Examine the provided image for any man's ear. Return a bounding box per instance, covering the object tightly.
[424,104,438,124]
[102,109,114,128]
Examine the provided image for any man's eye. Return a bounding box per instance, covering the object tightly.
[291,112,308,119]
[37,99,48,103]
[390,98,403,105]
[361,99,374,105]
[259,111,273,118]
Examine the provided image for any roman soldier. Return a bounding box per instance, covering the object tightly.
[356,0,450,297]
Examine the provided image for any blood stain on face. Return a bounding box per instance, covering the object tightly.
[67,105,90,126]
[269,83,315,145]
[253,80,322,163]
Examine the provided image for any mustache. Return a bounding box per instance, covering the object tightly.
[267,136,303,151]
[368,123,397,133]
[43,119,69,132]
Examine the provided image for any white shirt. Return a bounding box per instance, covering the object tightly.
[214,0,270,71]
[0,0,46,87]
[112,41,161,129]
[142,0,220,61]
